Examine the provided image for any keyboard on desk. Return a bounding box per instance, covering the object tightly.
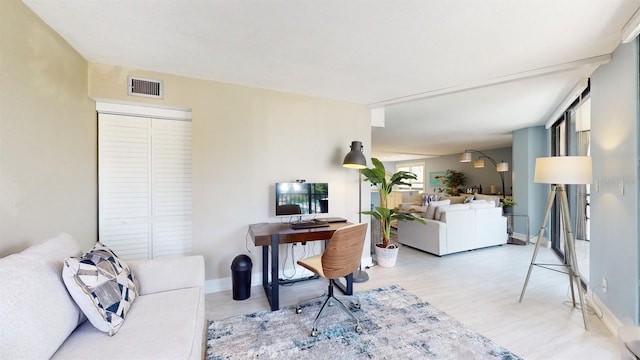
[290,220,330,229]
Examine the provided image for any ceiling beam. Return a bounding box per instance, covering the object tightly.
[622,7,640,43]
[544,78,589,129]
[368,54,611,108]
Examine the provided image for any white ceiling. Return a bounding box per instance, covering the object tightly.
[22,0,640,160]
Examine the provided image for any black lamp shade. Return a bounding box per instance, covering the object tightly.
[343,141,367,169]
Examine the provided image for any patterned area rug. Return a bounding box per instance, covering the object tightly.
[207,285,521,359]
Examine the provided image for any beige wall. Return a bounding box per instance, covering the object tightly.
[1,0,371,285]
[88,63,371,282]
[0,0,97,256]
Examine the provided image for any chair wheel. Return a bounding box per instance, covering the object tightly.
[311,328,319,337]
[295,307,302,314]
[355,324,363,333]
[351,302,361,310]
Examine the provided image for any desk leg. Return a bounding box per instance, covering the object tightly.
[261,244,269,300]
[261,234,280,311]
[270,234,279,311]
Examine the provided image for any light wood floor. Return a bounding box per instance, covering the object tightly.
[205,243,619,359]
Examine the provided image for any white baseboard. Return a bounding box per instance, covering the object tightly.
[361,255,373,268]
[587,289,623,337]
[205,274,261,294]
[515,233,549,247]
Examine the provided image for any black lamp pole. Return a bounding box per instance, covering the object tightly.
[343,141,369,283]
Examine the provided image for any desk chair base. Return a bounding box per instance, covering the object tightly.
[352,268,369,283]
[295,279,363,337]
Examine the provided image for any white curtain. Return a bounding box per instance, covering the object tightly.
[572,96,591,241]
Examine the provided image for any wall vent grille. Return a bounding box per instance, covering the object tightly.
[128,76,163,99]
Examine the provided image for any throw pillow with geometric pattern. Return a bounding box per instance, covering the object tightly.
[62,242,138,336]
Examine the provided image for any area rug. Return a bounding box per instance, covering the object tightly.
[206,284,521,359]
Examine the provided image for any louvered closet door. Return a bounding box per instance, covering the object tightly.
[151,118,192,258]
[98,113,192,260]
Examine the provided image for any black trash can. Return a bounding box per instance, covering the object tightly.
[231,255,252,300]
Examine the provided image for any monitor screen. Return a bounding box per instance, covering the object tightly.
[275,182,328,216]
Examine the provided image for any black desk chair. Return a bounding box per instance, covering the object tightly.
[295,223,368,336]
[276,204,302,216]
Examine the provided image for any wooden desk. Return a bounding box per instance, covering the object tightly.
[249,222,354,311]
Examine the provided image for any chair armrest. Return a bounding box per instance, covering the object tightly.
[128,255,204,295]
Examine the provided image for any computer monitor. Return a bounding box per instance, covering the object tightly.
[275,182,328,216]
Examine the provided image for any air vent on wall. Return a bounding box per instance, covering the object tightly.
[128,76,164,99]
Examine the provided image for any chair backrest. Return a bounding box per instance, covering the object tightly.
[321,223,368,279]
[277,204,302,215]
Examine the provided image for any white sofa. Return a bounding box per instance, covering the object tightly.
[0,233,205,359]
[397,201,507,256]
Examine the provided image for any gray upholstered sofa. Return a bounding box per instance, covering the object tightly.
[0,233,205,359]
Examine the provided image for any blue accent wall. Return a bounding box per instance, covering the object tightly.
[590,39,639,325]
[512,127,549,237]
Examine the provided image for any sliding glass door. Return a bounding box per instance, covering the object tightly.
[550,90,591,284]
[550,114,568,257]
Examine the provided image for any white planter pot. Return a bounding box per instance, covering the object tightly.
[375,244,399,268]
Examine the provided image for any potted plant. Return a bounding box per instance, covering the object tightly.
[361,158,426,267]
[502,198,517,215]
[444,169,467,196]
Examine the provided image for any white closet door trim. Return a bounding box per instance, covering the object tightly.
[96,100,192,120]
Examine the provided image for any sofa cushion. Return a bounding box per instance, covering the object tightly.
[63,242,138,336]
[52,287,203,359]
[424,194,439,204]
[399,203,426,213]
[441,196,466,204]
[0,233,83,359]
[436,204,471,221]
[474,194,500,207]
[469,201,495,209]
[425,199,451,219]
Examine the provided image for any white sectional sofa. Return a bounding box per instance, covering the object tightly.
[0,233,205,359]
[397,200,507,256]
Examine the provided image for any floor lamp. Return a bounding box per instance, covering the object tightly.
[519,156,592,330]
[343,141,369,283]
[459,150,509,197]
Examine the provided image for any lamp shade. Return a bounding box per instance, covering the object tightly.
[534,156,592,184]
[342,141,367,169]
[473,159,485,168]
[459,152,472,162]
[496,161,509,172]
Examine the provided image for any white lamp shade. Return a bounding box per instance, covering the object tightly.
[534,156,592,184]
[496,162,509,172]
[459,152,472,162]
[473,159,485,168]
